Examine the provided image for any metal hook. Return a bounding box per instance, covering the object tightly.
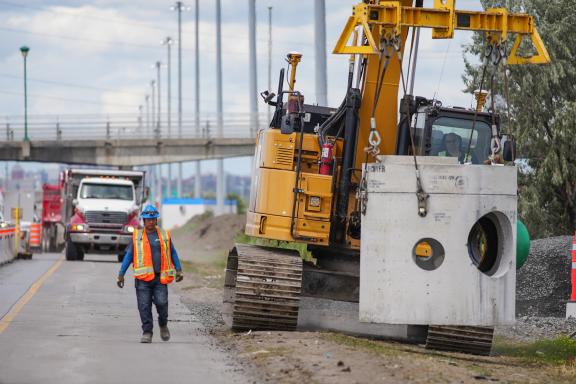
[368,130,381,147]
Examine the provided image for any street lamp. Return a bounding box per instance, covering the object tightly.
[150,80,156,138]
[162,37,172,139]
[162,37,173,196]
[20,46,30,142]
[171,2,191,199]
[154,61,162,140]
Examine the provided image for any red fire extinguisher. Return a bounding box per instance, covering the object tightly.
[319,142,334,175]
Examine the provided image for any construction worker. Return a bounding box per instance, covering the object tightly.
[116,204,184,343]
[438,132,480,164]
[439,132,464,161]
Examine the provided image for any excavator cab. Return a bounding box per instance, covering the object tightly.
[410,98,499,165]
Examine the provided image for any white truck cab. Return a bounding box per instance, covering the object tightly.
[64,169,146,261]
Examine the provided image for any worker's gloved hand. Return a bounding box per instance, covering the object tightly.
[117,276,125,288]
[175,270,184,283]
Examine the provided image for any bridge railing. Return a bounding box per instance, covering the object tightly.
[1,112,269,141]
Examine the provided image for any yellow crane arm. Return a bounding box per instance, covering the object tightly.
[333,0,550,65]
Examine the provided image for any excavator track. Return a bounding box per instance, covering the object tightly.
[425,326,494,356]
[223,245,494,355]
[224,244,303,331]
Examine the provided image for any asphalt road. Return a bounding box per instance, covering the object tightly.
[0,253,250,384]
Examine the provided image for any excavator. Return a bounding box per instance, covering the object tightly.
[223,0,549,355]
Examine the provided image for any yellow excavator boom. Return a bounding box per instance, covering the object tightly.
[334,0,550,64]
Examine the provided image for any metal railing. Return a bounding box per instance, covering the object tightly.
[1,112,268,141]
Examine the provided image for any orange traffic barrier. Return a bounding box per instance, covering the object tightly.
[571,232,576,302]
[29,223,42,248]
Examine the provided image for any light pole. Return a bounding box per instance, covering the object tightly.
[150,81,156,138]
[145,94,150,136]
[248,0,258,136]
[216,0,225,215]
[155,61,162,139]
[163,37,173,197]
[172,2,190,198]
[194,0,201,199]
[20,46,30,142]
[314,0,328,106]
[171,2,190,139]
[162,37,173,139]
[267,7,272,124]
[138,105,143,130]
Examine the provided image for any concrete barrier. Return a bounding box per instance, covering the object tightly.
[0,225,16,265]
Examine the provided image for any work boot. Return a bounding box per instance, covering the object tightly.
[140,332,152,343]
[160,326,170,341]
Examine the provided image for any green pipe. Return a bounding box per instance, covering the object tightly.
[516,220,530,270]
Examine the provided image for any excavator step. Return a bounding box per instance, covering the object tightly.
[425,326,494,356]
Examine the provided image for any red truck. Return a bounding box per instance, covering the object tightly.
[41,183,64,252]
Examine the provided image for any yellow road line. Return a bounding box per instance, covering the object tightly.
[0,257,65,334]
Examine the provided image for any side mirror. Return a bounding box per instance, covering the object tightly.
[260,90,277,105]
[502,136,517,162]
[144,187,150,202]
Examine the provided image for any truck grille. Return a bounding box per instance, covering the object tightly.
[85,211,127,225]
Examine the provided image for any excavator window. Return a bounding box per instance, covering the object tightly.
[431,117,490,164]
[412,108,494,164]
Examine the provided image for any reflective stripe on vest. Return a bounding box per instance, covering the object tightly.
[157,228,175,284]
[132,229,154,282]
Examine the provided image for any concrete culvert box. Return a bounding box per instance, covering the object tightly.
[360,156,517,326]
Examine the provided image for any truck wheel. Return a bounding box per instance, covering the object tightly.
[42,233,49,253]
[77,250,85,261]
[65,241,78,261]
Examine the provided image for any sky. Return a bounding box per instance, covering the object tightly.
[0,0,488,177]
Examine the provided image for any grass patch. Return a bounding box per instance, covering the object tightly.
[181,255,226,287]
[321,332,399,357]
[493,336,576,365]
[235,233,315,263]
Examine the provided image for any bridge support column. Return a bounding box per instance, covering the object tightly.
[216,159,225,215]
[177,162,183,197]
[168,163,173,197]
[195,161,201,198]
[157,164,163,205]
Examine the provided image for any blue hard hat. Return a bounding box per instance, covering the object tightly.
[141,204,160,219]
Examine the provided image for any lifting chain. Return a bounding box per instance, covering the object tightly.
[464,39,504,164]
[365,35,400,160]
[489,73,502,163]
[360,35,400,216]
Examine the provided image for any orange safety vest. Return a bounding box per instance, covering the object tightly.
[132,227,176,284]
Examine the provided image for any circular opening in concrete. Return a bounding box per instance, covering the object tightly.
[412,238,445,271]
[467,213,501,275]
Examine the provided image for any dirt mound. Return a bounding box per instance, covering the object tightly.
[171,213,246,262]
[516,236,572,317]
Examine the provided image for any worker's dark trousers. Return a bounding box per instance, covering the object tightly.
[135,274,168,334]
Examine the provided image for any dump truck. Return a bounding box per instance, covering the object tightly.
[41,183,64,253]
[63,169,147,261]
[223,0,549,356]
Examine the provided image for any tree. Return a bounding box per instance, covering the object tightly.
[462,0,576,238]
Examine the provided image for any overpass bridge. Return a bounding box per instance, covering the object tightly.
[0,113,260,166]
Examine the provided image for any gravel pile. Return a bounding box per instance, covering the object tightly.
[516,235,572,318]
[496,316,576,342]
